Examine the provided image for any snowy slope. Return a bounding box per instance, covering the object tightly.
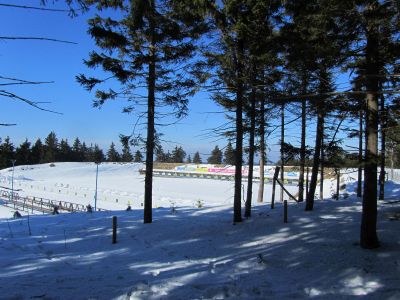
[0,197,399,299]
[0,162,303,216]
[0,163,399,299]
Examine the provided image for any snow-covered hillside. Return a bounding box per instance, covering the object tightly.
[0,162,303,214]
[0,163,399,299]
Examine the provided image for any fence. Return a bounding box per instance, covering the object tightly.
[0,189,106,214]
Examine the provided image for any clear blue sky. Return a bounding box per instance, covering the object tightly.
[0,1,232,159]
[0,1,359,163]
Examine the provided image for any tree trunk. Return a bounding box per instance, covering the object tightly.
[305,111,323,211]
[298,97,306,202]
[361,7,380,248]
[233,39,244,224]
[379,92,385,200]
[144,0,156,224]
[245,69,257,218]
[357,107,363,198]
[257,91,266,203]
[320,134,324,200]
[280,102,284,202]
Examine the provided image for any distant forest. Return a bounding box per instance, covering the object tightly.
[0,132,237,169]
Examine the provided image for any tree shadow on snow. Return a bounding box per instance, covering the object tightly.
[0,196,399,300]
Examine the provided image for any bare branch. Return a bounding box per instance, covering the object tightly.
[0,36,77,44]
[0,3,70,12]
[0,90,62,114]
[0,75,54,84]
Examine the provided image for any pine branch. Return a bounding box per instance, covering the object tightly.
[0,123,16,126]
[0,36,77,44]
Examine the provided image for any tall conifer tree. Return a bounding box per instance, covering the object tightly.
[78,0,205,223]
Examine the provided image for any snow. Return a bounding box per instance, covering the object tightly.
[0,163,399,299]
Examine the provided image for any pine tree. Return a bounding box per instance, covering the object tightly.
[91,144,105,163]
[43,131,58,163]
[193,151,202,164]
[81,142,90,162]
[134,150,143,162]
[72,137,83,162]
[186,155,192,163]
[107,142,120,162]
[15,139,31,166]
[78,0,205,223]
[0,137,15,169]
[120,138,133,162]
[172,146,186,163]
[223,142,235,165]
[31,138,44,164]
[207,146,222,164]
[58,139,72,162]
[155,145,166,162]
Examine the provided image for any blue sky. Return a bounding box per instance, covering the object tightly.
[0,1,231,159]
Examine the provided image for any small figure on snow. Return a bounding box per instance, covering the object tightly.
[126,205,132,211]
[13,211,22,218]
[86,204,93,213]
[52,205,59,215]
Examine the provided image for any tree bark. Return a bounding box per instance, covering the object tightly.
[320,134,324,200]
[280,103,285,202]
[233,38,244,224]
[257,90,266,203]
[305,110,323,211]
[357,107,363,197]
[245,68,257,218]
[361,5,380,248]
[379,91,385,200]
[298,96,306,202]
[144,0,156,224]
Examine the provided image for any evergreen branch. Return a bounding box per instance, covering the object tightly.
[0,123,16,126]
[0,36,77,44]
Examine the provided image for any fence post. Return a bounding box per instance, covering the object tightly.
[271,167,280,209]
[284,200,288,223]
[112,216,117,244]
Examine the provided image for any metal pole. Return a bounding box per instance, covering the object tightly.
[11,159,16,208]
[94,163,99,211]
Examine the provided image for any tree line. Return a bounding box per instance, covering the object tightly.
[0,132,139,168]
[0,133,238,169]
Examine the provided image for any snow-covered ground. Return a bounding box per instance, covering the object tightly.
[0,162,306,214]
[0,163,399,299]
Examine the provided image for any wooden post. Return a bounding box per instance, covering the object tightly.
[271,167,280,209]
[112,216,117,244]
[32,197,34,214]
[284,200,288,223]
[336,169,340,200]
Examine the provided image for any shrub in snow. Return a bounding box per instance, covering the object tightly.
[49,163,56,167]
